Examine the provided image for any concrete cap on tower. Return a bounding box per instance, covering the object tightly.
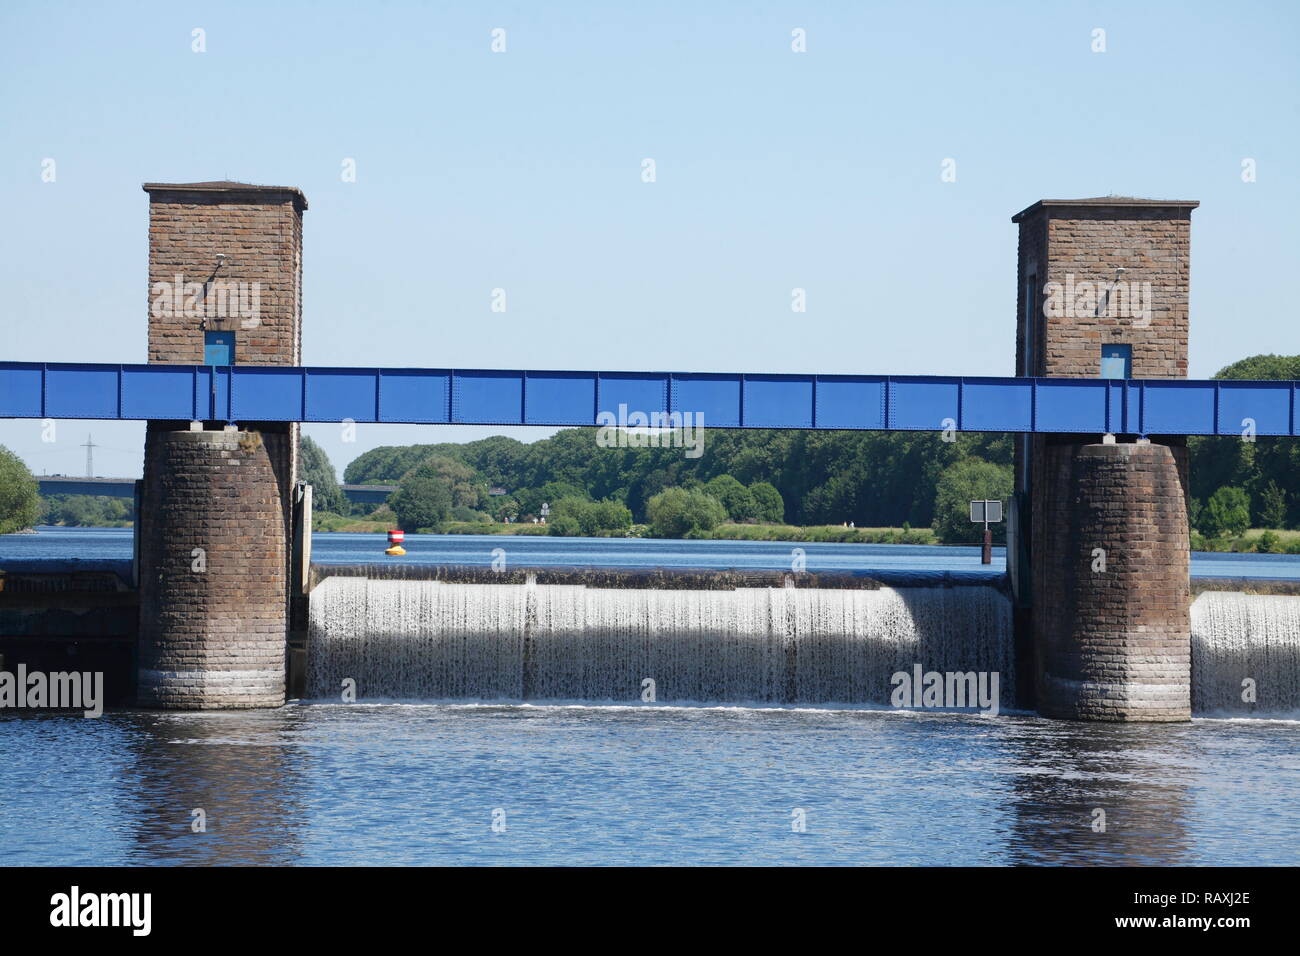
[143,180,308,211]
[1012,196,1198,222]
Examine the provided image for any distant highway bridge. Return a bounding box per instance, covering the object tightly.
[36,474,396,504]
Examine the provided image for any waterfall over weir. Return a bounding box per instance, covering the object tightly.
[1192,592,1300,717]
[307,576,1015,708]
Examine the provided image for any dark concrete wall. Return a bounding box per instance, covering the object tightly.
[0,565,137,707]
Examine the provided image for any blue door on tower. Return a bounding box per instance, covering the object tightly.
[1100,344,1131,379]
[204,331,235,366]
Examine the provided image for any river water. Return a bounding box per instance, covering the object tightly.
[3,527,1299,866]
[7,526,1300,579]
[2,704,1298,866]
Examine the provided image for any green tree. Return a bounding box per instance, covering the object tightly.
[630,468,675,520]
[1200,486,1251,538]
[390,475,452,531]
[547,513,582,536]
[299,435,347,514]
[489,495,519,523]
[1189,354,1300,529]
[456,435,529,488]
[344,443,454,484]
[749,481,785,524]
[448,505,491,522]
[402,456,487,510]
[646,488,727,539]
[704,474,756,522]
[549,497,633,536]
[42,494,133,527]
[1213,354,1300,381]
[1257,480,1287,530]
[931,459,1012,544]
[1257,530,1283,554]
[516,481,589,519]
[0,446,40,534]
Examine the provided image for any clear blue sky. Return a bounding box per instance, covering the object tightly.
[2,0,1297,480]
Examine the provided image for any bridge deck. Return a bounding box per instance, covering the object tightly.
[2,362,1296,436]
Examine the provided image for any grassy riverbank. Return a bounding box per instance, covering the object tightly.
[1191,528,1300,554]
[706,524,938,544]
[340,518,941,544]
[417,522,944,543]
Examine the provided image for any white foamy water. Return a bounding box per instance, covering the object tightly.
[1192,592,1300,717]
[307,577,1015,708]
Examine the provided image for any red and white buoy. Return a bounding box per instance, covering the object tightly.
[385,529,406,556]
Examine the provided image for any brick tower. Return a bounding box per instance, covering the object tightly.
[136,182,306,708]
[1010,197,1198,721]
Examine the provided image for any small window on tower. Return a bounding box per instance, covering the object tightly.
[1100,344,1131,379]
[204,331,235,366]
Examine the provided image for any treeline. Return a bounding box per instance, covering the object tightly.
[343,429,1015,529]
[1187,355,1300,534]
[0,448,134,530]
[41,494,134,527]
[0,446,40,533]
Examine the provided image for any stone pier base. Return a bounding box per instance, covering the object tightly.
[1033,442,1191,721]
[137,426,290,709]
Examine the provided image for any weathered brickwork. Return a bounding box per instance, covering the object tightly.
[1033,443,1191,721]
[144,182,305,366]
[137,429,288,708]
[1013,198,1196,379]
[1012,198,1196,722]
[138,181,306,709]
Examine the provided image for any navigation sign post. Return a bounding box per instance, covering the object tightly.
[969,499,1004,565]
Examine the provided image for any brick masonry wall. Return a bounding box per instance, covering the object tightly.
[1014,202,1194,380]
[1033,442,1191,721]
[1013,199,1195,721]
[1043,210,1190,378]
[139,183,305,709]
[137,429,288,708]
[145,186,303,366]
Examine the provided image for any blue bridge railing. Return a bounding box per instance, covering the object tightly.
[2,361,1297,435]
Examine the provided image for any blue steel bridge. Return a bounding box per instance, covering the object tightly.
[2,360,1299,435]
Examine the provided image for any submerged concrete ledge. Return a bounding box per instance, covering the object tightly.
[0,558,134,592]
